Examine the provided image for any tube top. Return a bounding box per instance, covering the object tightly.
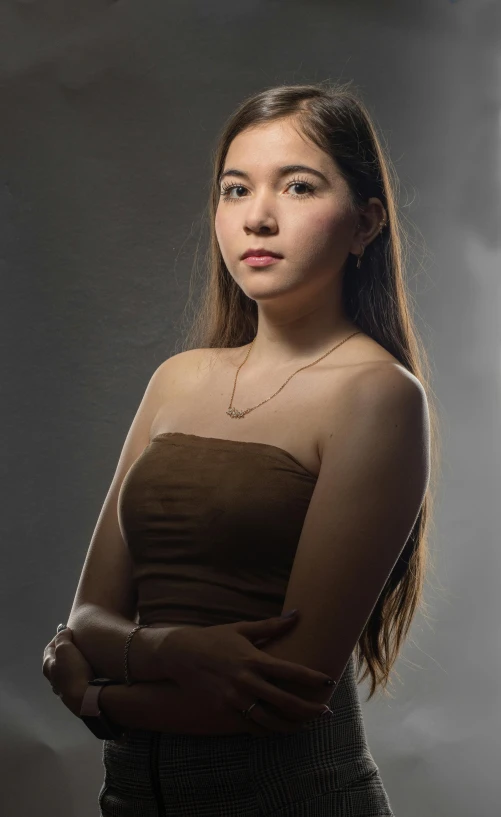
[118,431,318,628]
[116,431,389,803]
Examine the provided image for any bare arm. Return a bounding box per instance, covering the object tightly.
[98,678,258,737]
[67,603,182,683]
[65,355,195,683]
[258,366,430,689]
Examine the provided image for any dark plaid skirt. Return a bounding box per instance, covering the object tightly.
[98,655,394,816]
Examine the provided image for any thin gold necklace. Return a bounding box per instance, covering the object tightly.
[226,331,362,419]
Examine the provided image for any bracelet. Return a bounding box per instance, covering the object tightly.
[124,624,149,686]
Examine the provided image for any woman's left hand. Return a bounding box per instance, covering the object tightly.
[42,627,95,716]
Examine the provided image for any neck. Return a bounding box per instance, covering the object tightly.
[247,307,359,370]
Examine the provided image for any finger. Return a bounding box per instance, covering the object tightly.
[42,642,55,661]
[54,636,76,657]
[241,674,329,722]
[253,637,271,647]
[246,701,305,735]
[42,654,61,697]
[53,642,73,663]
[257,654,335,688]
[43,635,57,651]
[42,646,55,681]
[51,631,76,691]
[54,628,73,647]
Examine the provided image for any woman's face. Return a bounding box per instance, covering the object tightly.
[214,117,359,304]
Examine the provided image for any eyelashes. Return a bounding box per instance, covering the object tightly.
[219,176,316,202]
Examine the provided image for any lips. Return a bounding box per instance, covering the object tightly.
[241,248,283,259]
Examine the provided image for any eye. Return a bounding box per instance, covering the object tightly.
[219,176,316,201]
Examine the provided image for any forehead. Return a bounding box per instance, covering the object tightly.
[223,118,335,177]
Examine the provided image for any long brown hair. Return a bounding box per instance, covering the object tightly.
[177,80,443,702]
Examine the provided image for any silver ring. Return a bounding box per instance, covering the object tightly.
[241,701,258,719]
[56,623,68,633]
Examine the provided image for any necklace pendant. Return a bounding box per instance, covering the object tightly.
[226,407,246,419]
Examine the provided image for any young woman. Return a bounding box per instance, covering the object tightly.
[43,81,439,816]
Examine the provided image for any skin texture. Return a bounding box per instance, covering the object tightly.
[44,625,331,737]
[214,115,386,370]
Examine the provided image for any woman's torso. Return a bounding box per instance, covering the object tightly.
[135,330,401,630]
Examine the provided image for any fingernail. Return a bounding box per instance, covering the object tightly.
[323,678,337,686]
[280,609,298,618]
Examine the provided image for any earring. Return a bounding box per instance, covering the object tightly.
[356,245,365,269]
[356,219,386,269]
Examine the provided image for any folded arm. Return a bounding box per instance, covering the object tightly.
[259,365,430,701]
[65,359,186,683]
[66,603,181,683]
[98,678,259,736]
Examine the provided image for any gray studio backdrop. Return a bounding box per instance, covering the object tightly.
[2,1,499,815]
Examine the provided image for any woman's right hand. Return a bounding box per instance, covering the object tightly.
[155,612,335,735]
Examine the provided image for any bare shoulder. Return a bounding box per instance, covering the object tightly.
[344,355,427,414]
[342,332,425,394]
[318,334,427,458]
[331,356,428,457]
[354,364,428,432]
[157,347,210,384]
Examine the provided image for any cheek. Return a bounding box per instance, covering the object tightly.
[214,208,235,269]
[293,211,347,257]
[215,200,230,225]
[214,207,223,241]
[214,206,237,250]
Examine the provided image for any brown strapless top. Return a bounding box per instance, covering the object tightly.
[118,431,317,627]
[117,432,387,796]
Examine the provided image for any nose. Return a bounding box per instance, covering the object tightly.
[244,220,277,236]
[244,214,278,235]
[243,192,278,234]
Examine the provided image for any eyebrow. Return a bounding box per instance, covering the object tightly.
[218,164,330,185]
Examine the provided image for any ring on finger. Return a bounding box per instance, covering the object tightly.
[240,700,260,719]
